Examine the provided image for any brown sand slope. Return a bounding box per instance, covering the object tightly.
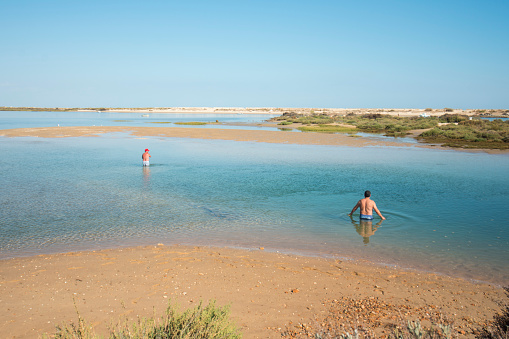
[0,245,504,338]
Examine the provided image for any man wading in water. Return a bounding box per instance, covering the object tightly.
[142,148,151,166]
[348,190,385,220]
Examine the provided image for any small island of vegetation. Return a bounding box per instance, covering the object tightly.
[270,112,509,150]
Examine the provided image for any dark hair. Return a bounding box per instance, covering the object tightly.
[364,190,371,197]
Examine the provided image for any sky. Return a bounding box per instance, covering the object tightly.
[1,0,508,109]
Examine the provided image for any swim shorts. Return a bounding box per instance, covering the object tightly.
[360,214,374,220]
[143,161,150,166]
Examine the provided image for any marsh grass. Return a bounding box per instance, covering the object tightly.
[297,125,357,133]
[44,299,241,339]
[272,113,438,136]
[420,119,509,149]
[174,122,208,125]
[147,121,173,124]
[271,113,509,149]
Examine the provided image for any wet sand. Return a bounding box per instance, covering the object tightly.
[0,245,505,338]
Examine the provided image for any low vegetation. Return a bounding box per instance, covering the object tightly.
[271,112,439,136]
[174,122,208,125]
[420,119,509,149]
[297,125,357,133]
[283,287,509,338]
[270,113,509,149]
[44,300,241,339]
[476,287,509,339]
[42,286,509,339]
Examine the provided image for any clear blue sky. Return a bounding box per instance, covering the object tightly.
[1,0,508,109]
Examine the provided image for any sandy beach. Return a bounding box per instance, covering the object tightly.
[0,245,506,338]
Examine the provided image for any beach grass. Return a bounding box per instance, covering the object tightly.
[44,299,242,339]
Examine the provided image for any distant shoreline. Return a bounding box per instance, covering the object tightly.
[1,106,508,118]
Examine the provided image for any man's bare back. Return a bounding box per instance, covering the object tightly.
[142,149,151,166]
[348,191,385,220]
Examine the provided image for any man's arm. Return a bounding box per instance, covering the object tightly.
[348,201,361,216]
[373,203,386,220]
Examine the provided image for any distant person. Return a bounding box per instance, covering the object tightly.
[142,148,151,166]
[348,190,385,220]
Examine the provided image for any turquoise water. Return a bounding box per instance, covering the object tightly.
[0,113,508,285]
[0,111,279,130]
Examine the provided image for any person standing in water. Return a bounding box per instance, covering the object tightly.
[142,148,151,166]
[348,190,385,220]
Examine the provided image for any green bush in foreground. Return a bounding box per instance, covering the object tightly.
[45,300,242,339]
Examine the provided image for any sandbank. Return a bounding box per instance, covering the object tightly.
[0,125,419,148]
[4,125,509,153]
[0,245,505,338]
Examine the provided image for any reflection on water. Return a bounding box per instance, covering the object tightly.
[142,166,151,186]
[350,216,383,244]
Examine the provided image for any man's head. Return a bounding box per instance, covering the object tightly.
[364,190,371,198]
[145,149,149,152]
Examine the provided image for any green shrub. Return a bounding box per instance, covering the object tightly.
[439,114,468,123]
[420,128,444,138]
[45,300,242,339]
[297,125,357,133]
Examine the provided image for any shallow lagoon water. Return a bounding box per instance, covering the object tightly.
[1,128,508,285]
[0,111,279,130]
